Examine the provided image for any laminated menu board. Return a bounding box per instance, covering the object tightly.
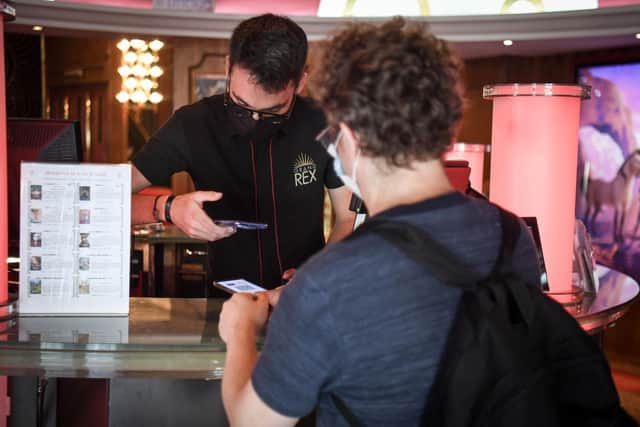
[19,163,131,315]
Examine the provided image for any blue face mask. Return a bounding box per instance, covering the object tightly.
[327,130,363,199]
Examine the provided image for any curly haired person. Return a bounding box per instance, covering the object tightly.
[219,18,540,427]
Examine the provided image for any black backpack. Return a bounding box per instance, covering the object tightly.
[331,208,636,427]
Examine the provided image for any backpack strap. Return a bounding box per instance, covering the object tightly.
[493,207,521,275]
[485,207,536,328]
[330,393,366,427]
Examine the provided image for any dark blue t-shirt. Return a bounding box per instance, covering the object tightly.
[252,192,541,426]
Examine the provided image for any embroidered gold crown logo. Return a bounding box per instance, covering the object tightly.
[294,153,315,169]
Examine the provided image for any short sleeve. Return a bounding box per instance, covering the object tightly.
[252,272,340,417]
[132,111,191,185]
[324,158,343,189]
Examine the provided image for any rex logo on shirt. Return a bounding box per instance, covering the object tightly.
[293,153,318,187]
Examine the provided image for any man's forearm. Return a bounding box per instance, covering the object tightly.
[327,216,355,244]
[131,194,169,225]
[222,329,259,426]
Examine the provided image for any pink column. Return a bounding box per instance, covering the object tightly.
[484,84,590,294]
[0,6,10,427]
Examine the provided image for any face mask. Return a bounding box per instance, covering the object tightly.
[329,130,363,198]
[228,109,257,136]
[228,108,282,141]
[253,120,281,142]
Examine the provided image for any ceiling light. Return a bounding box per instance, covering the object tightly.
[636,33,640,39]
[503,39,513,46]
[32,26,43,32]
[116,37,163,105]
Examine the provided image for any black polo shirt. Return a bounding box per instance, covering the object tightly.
[133,95,342,289]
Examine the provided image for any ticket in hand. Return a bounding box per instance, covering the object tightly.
[212,279,267,294]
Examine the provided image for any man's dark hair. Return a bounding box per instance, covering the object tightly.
[310,18,464,167]
[229,14,308,93]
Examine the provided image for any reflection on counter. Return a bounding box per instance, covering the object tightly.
[19,316,129,344]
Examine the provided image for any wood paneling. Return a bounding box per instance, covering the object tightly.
[45,36,128,163]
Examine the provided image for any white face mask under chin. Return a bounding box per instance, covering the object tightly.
[329,131,363,199]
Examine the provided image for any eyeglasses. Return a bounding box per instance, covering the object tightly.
[224,80,296,126]
[316,126,342,158]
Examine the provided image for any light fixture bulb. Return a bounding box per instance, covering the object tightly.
[132,90,148,104]
[503,39,513,46]
[115,91,130,103]
[141,79,154,91]
[124,51,138,64]
[132,64,146,77]
[150,66,163,78]
[117,39,130,52]
[117,65,131,77]
[140,52,155,66]
[149,92,164,104]
[149,40,164,51]
[32,26,43,32]
[125,77,138,90]
[130,39,147,50]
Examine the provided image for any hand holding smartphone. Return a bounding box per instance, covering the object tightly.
[213,279,267,294]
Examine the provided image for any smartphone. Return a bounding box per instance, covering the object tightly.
[214,220,268,230]
[212,279,267,294]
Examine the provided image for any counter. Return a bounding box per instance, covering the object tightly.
[0,265,637,426]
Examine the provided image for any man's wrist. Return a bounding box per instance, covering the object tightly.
[152,195,162,222]
[226,326,259,350]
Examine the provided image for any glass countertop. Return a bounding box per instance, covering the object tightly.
[560,265,640,334]
[0,266,636,379]
[0,298,231,379]
[1,298,226,352]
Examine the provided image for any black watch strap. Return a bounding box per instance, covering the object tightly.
[164,195,176,224]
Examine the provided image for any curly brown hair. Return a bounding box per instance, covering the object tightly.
[310,18,464,167]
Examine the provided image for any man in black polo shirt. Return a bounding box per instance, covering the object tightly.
[131,14,355,290]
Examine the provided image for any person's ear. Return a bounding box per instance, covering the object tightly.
[296,72,308,95]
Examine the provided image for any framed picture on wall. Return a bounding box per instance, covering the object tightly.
[192,74,226,102]
[189,53,226,103]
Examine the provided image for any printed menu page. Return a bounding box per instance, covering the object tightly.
[19,163,131,315]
